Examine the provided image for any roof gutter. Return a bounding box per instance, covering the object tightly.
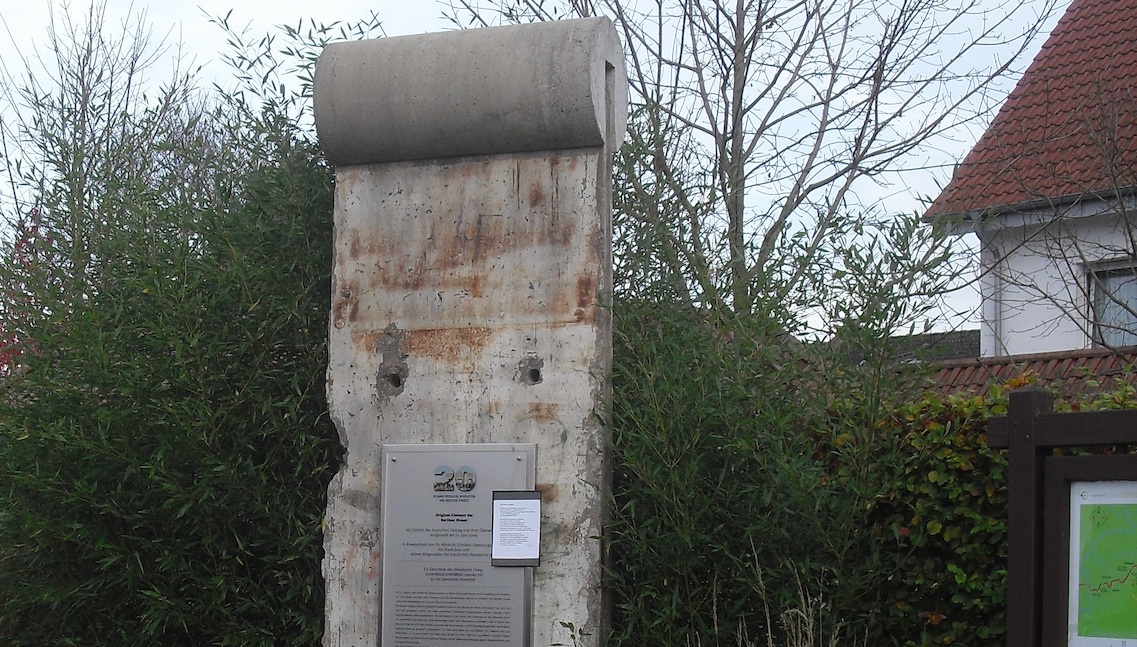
[921,185,1137,227]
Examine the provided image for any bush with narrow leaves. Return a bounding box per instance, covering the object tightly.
[0,6,382,645]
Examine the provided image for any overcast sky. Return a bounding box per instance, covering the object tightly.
[0,1,1065,330]
[1,1,458,83]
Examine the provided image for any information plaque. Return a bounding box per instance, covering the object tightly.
[1067,480,1137,647]
[381,444,536,647]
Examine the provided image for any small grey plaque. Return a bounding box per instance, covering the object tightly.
[381,444,535,647]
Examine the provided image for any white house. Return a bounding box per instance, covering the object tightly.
[925,0,1137,357]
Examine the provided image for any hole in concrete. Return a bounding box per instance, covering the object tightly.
[374,323,409,402]
[377,365,408,398]
[386,372,403,390]
[518,356,544,386]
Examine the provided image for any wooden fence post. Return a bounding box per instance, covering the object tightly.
[1005,386,1054,647]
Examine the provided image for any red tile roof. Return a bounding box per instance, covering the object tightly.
[925,346,1137,400]
[924,0,1137,219]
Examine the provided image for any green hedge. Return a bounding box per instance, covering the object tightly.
[869,393,1009,646]
[607,301,900,646]
[0,140,335,645]
[607,302,1137,647]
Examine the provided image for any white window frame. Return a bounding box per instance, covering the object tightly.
[1088,257,1137,347]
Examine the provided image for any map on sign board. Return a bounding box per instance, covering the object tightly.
[1069,482,1137,647]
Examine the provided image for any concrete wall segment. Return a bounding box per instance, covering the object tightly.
[317,16,624,647]
[314,17,628,166]
[322,151,614,646]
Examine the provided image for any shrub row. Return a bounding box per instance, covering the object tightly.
[607,302,1137,647]
[0,125,336,647]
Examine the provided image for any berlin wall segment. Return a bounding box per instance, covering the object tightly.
[313,18,628,647]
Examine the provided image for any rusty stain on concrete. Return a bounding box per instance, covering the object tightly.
[348,230,362,259]
[528,180,546,207]
[332,285,358,330]
[407,327,496,362]
[339,155,588,297]
[527,402,560,422]
[536,483,559,503]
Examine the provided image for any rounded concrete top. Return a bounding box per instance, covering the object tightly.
[314,17,629,166]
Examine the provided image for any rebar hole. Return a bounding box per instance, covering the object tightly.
[518,356,544,386]
[386,372,403,389]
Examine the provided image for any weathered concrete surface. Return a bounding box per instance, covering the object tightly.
[315,18,625,166]
[315,17,626,647]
